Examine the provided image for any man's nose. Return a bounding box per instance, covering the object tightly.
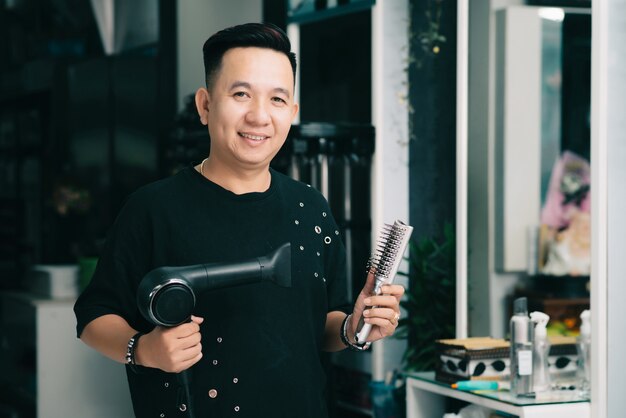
[246,99,271,125]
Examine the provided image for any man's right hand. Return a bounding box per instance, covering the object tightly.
[136,315,204,373]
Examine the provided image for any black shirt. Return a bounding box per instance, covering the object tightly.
[74,167,350,418]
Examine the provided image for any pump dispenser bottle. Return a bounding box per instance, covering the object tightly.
[530,311,551,393]
[510,297,534,397]
[577,309,591,399]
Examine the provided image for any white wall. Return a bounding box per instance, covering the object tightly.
[177,0,263,111]
[467,0,524,338]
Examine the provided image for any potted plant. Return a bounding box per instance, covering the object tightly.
[396,223,456,371]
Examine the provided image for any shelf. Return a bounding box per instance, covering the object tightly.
[288,0,375,25]
[405,372,590,418]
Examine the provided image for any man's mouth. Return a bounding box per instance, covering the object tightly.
[239,132,268,141]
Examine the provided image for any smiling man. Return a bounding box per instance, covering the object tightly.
[74,23,403,418]
[195,45,298,193]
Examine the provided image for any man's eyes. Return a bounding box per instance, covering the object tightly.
[232,92,287,105]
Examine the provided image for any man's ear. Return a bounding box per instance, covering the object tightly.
[195,87,210,125]
[291,102,300,121]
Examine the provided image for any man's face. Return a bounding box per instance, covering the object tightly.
[196,47,298,171]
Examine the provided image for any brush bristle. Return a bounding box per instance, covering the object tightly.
[370,221,412,279]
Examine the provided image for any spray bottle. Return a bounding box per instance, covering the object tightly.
[530,311,551,393]
[576,309,591,399]
[510,297,534,397]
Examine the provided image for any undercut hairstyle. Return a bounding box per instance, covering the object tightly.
[202,22,297,90]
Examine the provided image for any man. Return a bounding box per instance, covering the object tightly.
[74,22,404,418]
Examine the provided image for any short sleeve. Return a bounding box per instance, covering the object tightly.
[73,193,154,337]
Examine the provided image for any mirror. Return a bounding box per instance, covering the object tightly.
[494,6,591,275]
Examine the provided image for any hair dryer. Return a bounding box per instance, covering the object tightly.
[135,243,291,417]
[137,242,292,327]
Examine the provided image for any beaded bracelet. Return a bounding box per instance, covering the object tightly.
[340,314,371,351]
[125,332,143,370]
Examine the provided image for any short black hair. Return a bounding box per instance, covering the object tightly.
[202,22,297,90]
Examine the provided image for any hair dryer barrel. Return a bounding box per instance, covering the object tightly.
[137,243,292,327]
[198,242,292,290]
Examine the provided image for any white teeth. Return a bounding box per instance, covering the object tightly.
[240,133,266,141]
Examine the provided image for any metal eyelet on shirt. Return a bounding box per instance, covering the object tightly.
[208,389,218,399]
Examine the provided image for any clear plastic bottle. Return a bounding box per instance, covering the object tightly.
[510,297,534,397]
[576,309,591,399]
[530,311,551,393]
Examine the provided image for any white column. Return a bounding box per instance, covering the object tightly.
[592,0,626,417]
[456,0,469,340]
[371,0,410,381]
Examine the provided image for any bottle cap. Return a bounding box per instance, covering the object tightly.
[530,311,550,337]
[513,297,528,315]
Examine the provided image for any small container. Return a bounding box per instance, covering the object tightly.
[369,381,402,418]
[28,264,79,299]
[576,309,591,399]
[530,311,551,393]
[510,297,534,397]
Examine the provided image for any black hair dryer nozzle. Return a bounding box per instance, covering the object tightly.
[137,243,292,327]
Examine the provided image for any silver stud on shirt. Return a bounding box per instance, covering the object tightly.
[160,414,165,417]
[299,202,304,207]
[234,406,240,412]
[322,212,327,217]
[314,272,319,277]
[316,252,320,256]
[300,245,304,251]
[212,360,218,366]
[233,377,239,384]
[164,382,169,388]
[335,230,339,235]
[208,389,218,398]
[217,337,222,343]
[314,226,321,234]
[295,220,300,225]
[324,236,332,244]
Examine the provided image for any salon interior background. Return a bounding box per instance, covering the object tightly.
[0,0,454,278]
[0,0,455,417]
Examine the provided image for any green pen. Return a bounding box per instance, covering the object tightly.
[451,380,507,391]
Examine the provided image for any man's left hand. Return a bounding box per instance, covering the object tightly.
[349,270,405,343]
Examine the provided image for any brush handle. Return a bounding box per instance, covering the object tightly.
[355,277,388,343]
[355,320,374,344]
